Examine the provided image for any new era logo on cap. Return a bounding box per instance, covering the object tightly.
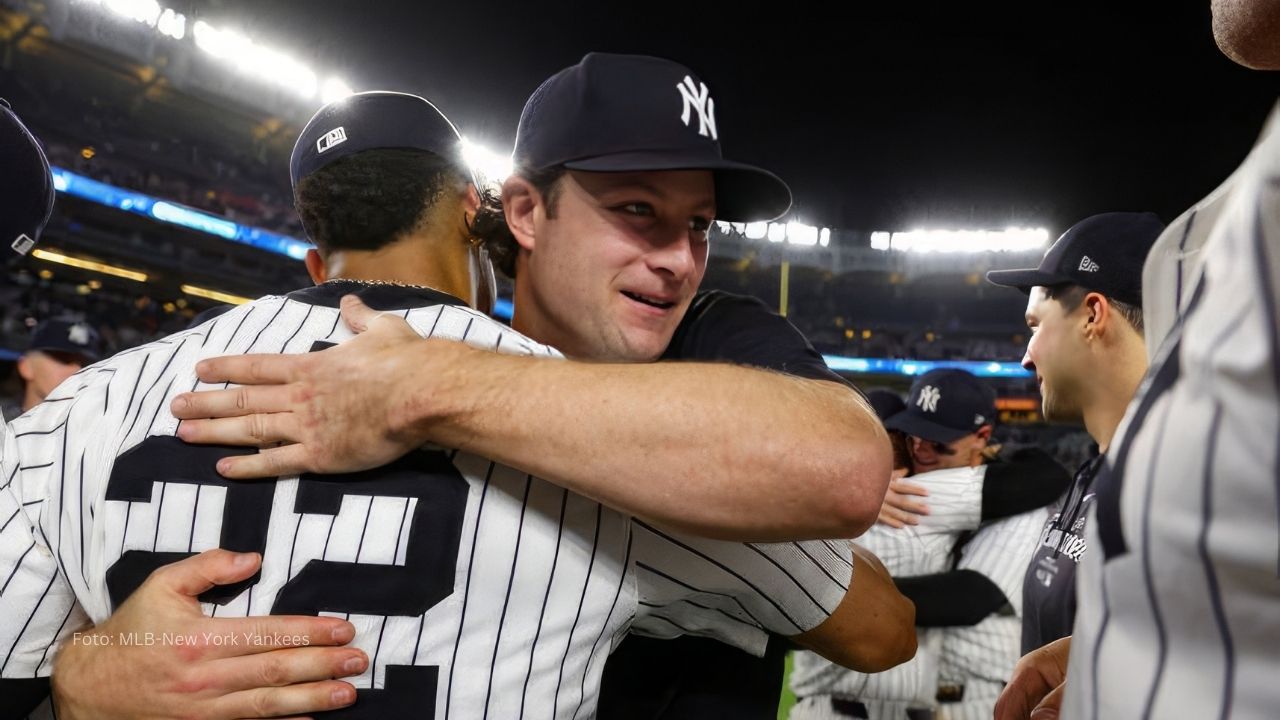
[317,127,347,154]
[677,75,717,140]
[11,233,34,255]
[1078,255,1100,273]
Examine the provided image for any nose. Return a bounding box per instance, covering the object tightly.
[1021,347,1036,373]
[646,230,702,282]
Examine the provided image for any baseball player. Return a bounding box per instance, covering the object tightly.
[792,370,1068,720]
[985,212,1164,657]
[154,53,901,720]
[7,88,912,719]
[8,320,106,421]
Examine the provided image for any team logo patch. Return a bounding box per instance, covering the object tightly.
[317,127,348,154]
[1078,255,1100,273]
[677,76,718,140]
[917,385,941,413]
[11,233,34,255]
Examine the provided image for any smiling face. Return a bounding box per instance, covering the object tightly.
[511,169,714,362]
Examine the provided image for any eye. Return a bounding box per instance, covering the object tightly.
[618,203,655,217]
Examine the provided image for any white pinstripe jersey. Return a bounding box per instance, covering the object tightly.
[938,507,1046,687]
[0,281,853,719]
[1064,105,1280,720]
[790,465,985,714]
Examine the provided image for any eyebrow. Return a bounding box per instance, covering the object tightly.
[599,177,717,214]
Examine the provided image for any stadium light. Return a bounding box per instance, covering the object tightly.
[32,248,149,282]
[767,222,787,243]
[193,21,317,100]
[460,138,513,183]
[744,222,768,240]
[869,227,1049,253]
[181,284,253,305]
[321,77,354,104]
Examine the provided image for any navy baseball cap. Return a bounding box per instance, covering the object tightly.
[0,99,55,256]
[27,319,103,363]
[885,369,997,444]
[986,212,1165,307]
[290,91,467,188]
[514,53,792,222]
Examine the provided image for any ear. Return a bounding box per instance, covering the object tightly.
[463,182,481,216]
[502,175,540,252]
[304,249,327,285]
[16,355,34,382]
[974,425,993,443]
[1082,291,1112,339]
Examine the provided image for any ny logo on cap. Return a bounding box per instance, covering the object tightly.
[1078,255,1100,273]
[917,385,941,413]
[317,127,347,154]
[677,76,718,141]
[67,323,91,346]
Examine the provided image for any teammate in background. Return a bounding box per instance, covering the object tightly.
[792,370,1069,720]
[157,53,900,720]
[27,65,912,719]
[978,212,1161,719]
[984,212,1162,657]
[998,2,1280,716]
[9,319,105,419]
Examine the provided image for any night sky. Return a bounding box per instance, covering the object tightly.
[182,0,1277,233]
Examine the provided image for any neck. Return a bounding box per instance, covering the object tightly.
[22,385,40,413]
[1083,338,1148,453]
[324,232,472,303]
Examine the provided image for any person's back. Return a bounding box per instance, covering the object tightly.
[0,283,636,717]
[1,281,856,718]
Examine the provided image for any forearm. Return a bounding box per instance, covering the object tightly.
[404,341,892,541]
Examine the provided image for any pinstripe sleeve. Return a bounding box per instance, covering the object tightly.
[629,520,852,656]
[0,423,84,679]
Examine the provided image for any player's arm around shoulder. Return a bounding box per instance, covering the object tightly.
[793,543,917,673]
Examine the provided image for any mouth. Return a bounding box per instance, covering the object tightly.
[621,290,676,310]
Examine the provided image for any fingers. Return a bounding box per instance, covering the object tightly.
[216,444,312,480]
[214,680,358,719]
[877,509,906,529]
[206,647,368,693]
[148,549,262,597]
[339,295,381,333]
[889,479,929,498]
[1030,682,1066,720]
[172,385,298,421]
[340,295,418,338]
[195,354,304,386]
[202,615,356,660]
[177,413,301,449]
[878,502,920,527]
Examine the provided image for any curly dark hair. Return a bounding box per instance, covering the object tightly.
[467,165,567,278]
[295,148,470,254]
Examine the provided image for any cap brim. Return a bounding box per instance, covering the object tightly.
[564,151,792,222]
[883,412,972,444]
[985,268,1070,293]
